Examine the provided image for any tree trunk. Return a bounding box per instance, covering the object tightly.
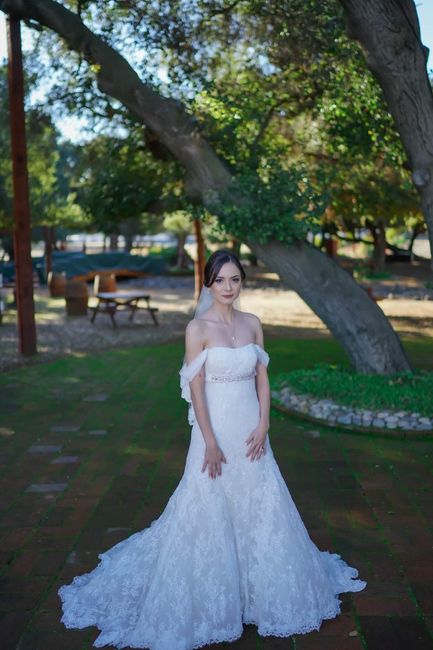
[408,226,421,253]
[1,0,411,373]
[231,238,241,257]
[124,233,133,253]
[247,239,408,374]
[43,225,52,276]
[176,232,187,268]
[338,0,433,271]
[324,236,338,259]
[194,218,206,300]
[109,234,118,251]
[369,220,386,272]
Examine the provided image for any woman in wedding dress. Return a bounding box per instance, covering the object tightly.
[58,248,366,650]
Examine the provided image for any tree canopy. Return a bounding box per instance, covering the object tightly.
[19,0,420,251]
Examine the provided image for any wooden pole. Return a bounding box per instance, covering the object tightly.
[193,218,205,301]
[44,226,53,277]
[7,16,37,355]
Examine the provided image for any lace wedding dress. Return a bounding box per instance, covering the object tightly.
[58,343,366,649]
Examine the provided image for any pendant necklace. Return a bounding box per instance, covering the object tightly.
[218,309,236,342]
[230,313,236,341]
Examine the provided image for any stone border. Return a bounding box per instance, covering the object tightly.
[271,386,433,438]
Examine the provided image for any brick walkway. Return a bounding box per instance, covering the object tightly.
[1,342,433,649]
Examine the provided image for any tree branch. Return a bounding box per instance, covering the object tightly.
[334,232,373,246]
[0,0,232,201]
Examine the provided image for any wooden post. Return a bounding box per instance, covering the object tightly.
[44,226,53,277]
[7,16,37,355]
[194,218,205,300]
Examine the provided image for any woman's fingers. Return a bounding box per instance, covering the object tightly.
[248,441,265,461]
[202,447,227,479]
[245,442,254,457]
[246,442,260,458]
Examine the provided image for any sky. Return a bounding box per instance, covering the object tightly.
[1,2,433,142]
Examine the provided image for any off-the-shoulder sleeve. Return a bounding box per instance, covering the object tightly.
[254,343,270,368]
[179,349,208,424]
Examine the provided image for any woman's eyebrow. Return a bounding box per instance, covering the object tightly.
[216,274,240,279]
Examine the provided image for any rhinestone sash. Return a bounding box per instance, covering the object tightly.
[205,369,257,383]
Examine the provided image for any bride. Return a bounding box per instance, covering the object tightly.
[58,248,366,649]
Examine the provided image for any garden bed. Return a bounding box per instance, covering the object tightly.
[271,364,433,436]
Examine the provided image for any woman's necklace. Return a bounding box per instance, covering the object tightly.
[213,309,236,341]
[227,313,236,341]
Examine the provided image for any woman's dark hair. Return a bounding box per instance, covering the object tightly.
[204,249,246,287]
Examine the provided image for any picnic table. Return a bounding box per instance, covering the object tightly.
[90,291,159,328]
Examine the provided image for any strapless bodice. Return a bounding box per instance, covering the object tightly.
[179,343,270,425]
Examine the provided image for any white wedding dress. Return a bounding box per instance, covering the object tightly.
[58,343,366,650]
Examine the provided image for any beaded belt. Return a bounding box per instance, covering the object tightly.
[206,370,257,383]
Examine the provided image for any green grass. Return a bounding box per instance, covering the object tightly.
[1,337,432,424]
[271,362,433,417]
[264,337,433,373]
[353,266,392,282]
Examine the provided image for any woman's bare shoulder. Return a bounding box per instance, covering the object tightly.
[186,318,206,336]
[236,309,263,343]
[184,320,208,364]
[236,310,262,327]
[185,318,207,348]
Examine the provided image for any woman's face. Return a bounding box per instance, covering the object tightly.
[209,261,242,307]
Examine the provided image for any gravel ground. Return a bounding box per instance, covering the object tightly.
[1,269,433,372]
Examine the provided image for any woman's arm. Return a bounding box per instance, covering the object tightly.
[245,316,271,461]
[185,320,216,448]
[185,320,227,479]
[254,318,271,433]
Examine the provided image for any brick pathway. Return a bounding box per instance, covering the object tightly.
[1,342,433,649]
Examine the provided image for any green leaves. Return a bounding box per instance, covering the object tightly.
[0,66,78,230]
[74,129,179,234]
[212,162,328,244]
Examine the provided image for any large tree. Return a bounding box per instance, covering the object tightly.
[0,0,412,374]
[338,0,433,267]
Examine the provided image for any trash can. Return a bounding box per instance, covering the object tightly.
[65,280,88,316]
[48,271,67,297]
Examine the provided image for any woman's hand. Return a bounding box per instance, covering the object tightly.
[202,441,227,479]
[245,425,268,461]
